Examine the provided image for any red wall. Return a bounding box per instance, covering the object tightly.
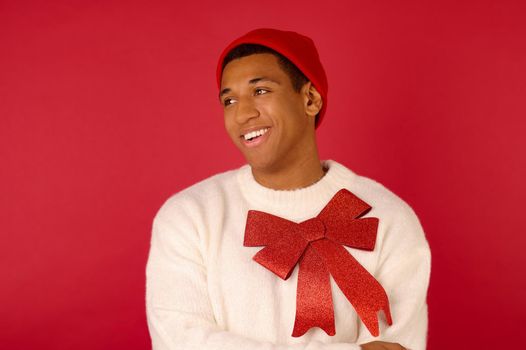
[2,1,525,349]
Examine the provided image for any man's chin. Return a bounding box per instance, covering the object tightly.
[245,156,280,173]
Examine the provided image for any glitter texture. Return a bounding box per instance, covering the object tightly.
[243,188,392,337]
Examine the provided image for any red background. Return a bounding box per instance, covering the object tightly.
[2,1,525,349]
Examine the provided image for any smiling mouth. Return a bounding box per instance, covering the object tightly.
[240,127,271,147]
[245,133,263,142]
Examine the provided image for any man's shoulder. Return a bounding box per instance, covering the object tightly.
[153,164,244,220]
[335,161,420,224]
[344,164,427,243]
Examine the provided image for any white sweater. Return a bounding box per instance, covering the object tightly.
[145,159,431,350]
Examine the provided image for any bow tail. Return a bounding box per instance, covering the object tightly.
[312,239,392,337]
[292,247,335,337]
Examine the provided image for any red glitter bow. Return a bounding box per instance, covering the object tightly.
[243,188,392,337]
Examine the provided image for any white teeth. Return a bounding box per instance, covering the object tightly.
[243,128,269,141]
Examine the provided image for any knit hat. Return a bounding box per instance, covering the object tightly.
[216,28,328,129]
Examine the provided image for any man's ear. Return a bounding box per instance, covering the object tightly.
[302,81,323,119]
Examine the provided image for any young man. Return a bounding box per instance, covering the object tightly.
[145,28,431,350]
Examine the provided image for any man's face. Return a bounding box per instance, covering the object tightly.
[220,53,312,172]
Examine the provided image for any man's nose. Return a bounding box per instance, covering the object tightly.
[235,97,260,124]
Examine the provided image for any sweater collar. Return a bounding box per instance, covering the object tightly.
[236,159,356,221]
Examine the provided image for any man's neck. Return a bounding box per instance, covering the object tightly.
[251,154,327,191]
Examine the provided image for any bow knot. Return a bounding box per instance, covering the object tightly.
[299,217,325,242]
[244,188,393,337]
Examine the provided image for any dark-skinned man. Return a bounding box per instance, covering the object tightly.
[146,28,431,350]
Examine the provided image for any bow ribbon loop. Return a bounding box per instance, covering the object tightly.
[243,188,393,337]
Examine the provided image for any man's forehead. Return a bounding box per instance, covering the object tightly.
[221,53,281,81]
[219,76,281,98]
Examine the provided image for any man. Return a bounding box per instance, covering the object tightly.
[145,28,431,350]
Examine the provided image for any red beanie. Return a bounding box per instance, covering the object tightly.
[216,28,328,129]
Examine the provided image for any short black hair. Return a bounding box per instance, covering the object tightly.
[221,43,321,124]
[221,43,309,93]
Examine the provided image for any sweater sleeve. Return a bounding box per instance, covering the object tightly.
[145,199,362,350]
[355,204,432,350]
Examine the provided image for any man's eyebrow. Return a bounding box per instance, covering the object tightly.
[219,77,280,100]
[248,76,281,86]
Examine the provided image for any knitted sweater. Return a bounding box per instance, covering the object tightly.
[145,159,431,350]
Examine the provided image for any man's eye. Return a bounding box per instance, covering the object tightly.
[223,98,235,106]
[255,88,268,95]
